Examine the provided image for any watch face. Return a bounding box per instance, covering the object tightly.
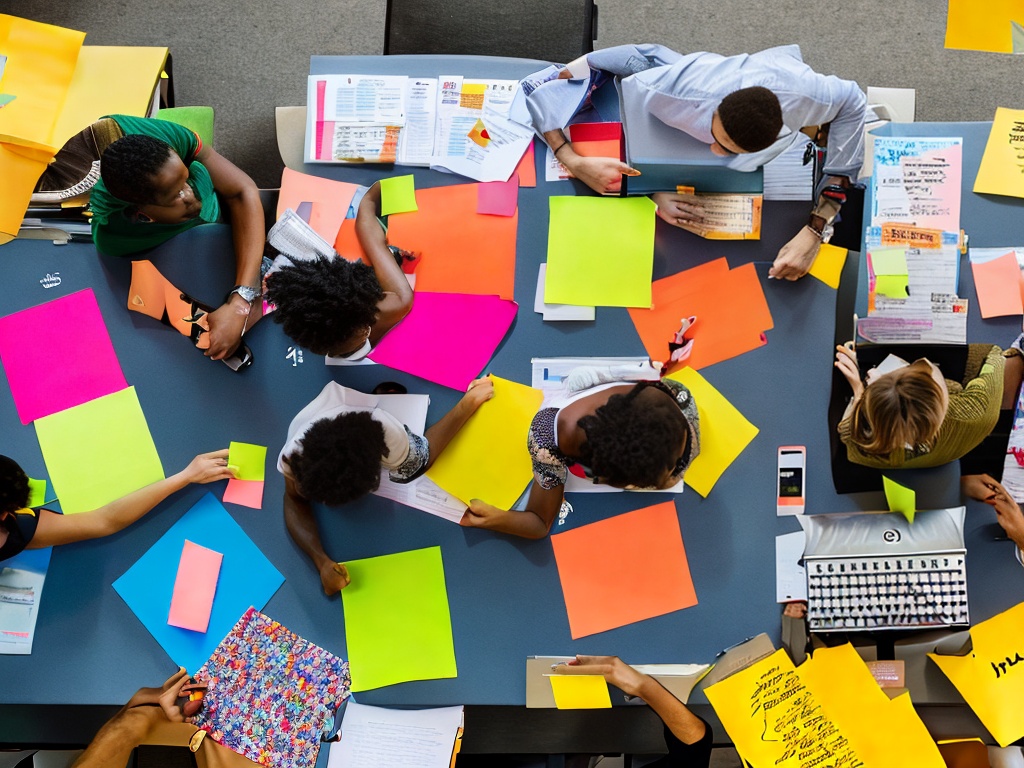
[821,224,835,244]
[234,286,258,302]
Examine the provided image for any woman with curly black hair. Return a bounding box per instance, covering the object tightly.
[278,378,494,595]
[264,181,413,359]
[0,451,234,563]
[461,364,700,539]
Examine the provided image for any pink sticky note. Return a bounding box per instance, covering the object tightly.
[277,168,359,243]
[167,540,223,633]
[0,289,128,424]
[971,251,1024,318]
[369,292,518,390]
[477,176,519,216]
[223,478,264,509]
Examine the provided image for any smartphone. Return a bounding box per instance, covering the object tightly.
[777,446,806,516]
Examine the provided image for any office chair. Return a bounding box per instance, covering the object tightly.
[383,0,597,64]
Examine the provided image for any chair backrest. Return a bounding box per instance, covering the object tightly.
[384,0,597,63]
[156,106,215,149]
[275,106,307,171]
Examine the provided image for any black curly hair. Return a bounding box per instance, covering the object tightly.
[717,86,783,153]
[101,133,175,204]
[577,384,689,488]
[289,412,388,506]
[264,256,384,355]
[0,455,30,515]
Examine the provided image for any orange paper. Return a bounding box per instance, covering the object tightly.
[550,501,697,638]
[385,182,517,299]
[277,167,359,243]
[972,251,1024,318]
[128,260,199,337]
[514,142,537,187]
[167,540,223,633]
[628,259,773,372]
[333,217,368,263]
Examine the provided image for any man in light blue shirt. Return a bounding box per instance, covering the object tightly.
[525,44,867,281]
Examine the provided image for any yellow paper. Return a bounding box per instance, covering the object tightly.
[929,601,1024,747]
[883,475,916,523]
[425,376,543,508]
[974,107,1024,199]
[0,141,55,241]
[548,675,612,709]
[666,368,759,497]
[51,46,169,149]
[808,243,847,289]
[945,0,1023,53]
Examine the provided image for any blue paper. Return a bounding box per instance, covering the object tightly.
[4,545,52,574]
[112,493,284,672]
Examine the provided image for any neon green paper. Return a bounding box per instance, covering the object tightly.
[875,275,910,298]
[342,546,457,691]
[379,174,418,216]
[27,477,47,507]
[228,441,266,481]
[883,476,916,523]
[870,249,908,276]
[545,196,656,308]
[34,387,164,514]
[425,376,543,508]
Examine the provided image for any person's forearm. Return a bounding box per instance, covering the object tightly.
[423,397,483,469]
[476,506,553,539]
[224,189,265,290]
[73,470,192,540]
[283,488,335,573]
[72,706,161,768]
[634,676,707,745]
[356,184,412,300]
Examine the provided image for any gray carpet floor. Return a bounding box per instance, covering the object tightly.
[11,0,1024,187]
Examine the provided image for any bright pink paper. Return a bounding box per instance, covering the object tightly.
[167,540,223,633]
[223,478,264,509]
[0,289,128,424]
[477,175,519,216]
[369,292,518,390]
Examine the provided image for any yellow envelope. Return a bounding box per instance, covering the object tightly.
[974,107,1024,199]
[548,674,612,709]
[808,243,847,289]
[929,601,1024,747]
[666,367,758,497]
[425,376,543,509]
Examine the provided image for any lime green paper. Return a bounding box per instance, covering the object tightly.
[34,387,164,514]
[380,174,418,216]
[870,249,908,276]
[425,376,543,508]
[228,441,266,481]
[875,274,909,298]
[27,477,48,507]
[549,674,612,709]
[342,546,457,691]
[883,476,916,523]
[545,196,656,308]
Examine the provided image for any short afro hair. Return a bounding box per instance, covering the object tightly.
[717,86,783,153]
[0,456,30,515]
[101,134,175,205]
[577,384,689,488]
[289,411,388,506]
[265,256,384,355]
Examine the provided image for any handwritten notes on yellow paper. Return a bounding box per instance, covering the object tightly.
[929,601,1024,747]
[974,108,1024,199]
[707,646,944,768]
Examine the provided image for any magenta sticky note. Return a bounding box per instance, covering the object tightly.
[369,292,518,390]
[0,289,127,424]
[477,176,519,216]
[167,540,223,633]
[223,478,264,509]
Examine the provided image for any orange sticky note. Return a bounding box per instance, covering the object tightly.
[333,218,368,264]
[277,167,359,243]
[385,182,517,299]
[551,501,697,638]
[167,540,223,633]
[971,251,1024,318]
[514,142,537,187]
[223,478,264,509]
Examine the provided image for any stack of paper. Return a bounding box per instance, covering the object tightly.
[328,702,463,768]
[0,546,52,655]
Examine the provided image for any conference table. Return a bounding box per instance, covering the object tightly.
[1,54,1023,759]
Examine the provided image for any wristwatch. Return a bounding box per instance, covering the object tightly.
[226,284,261,304]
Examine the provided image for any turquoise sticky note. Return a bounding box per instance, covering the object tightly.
[380,175,418,216]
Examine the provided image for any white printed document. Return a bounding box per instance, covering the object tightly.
[328,701,463,768]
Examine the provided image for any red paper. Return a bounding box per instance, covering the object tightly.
[277,167,359,244]
[385,183,517,299]
[551,501,697,638]
[223,478,264,509]
[514,142,537,187]
[971,251,1023,318]
[477,175,519,216]
[167,540,223,633]
[628,259,773,372]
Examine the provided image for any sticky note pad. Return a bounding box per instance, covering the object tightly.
[380,174,418,216]
[971,251,1024,318]
[342,546,456,691]
[426,376,543,508]
[369,292,517,391]
[113,493,284,672]
[549,675,612,709]
[666,368,759,497]
[551,501,697,638]
[477,176,518,216]
[808,244,847,289]
[0,289,128,424]
[883,476,916,523]
[167,540,223,633]
[228,442,266,481]
[545,196,656,308]
[223,478,264,509]
[875,274,909,298]
[27,478,47,508]
[34,387,164,514]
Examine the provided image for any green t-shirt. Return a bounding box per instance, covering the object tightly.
[90,114,220,257]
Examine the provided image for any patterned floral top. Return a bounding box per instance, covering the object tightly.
[528,379,701,490]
